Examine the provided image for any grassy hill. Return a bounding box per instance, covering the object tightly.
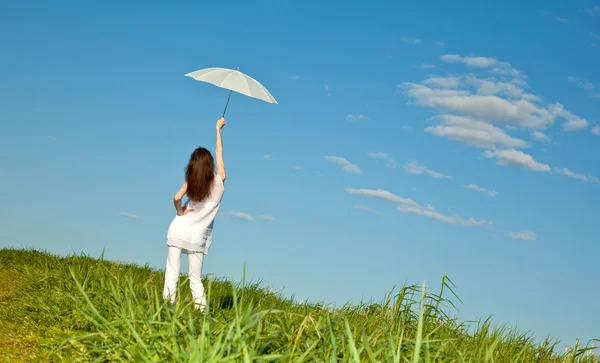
[0,248,597,362]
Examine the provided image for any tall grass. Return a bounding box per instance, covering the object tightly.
[0,248,597,362]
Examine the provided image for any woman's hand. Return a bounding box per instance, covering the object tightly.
[216,117,226,131]
[178,205,195,216]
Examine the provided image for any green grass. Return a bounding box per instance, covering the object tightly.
[0,248,597,362]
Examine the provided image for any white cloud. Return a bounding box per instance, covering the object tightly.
[230,211,255,222]
[396,204,455,224]
[293,165,301,171]
[425,115,529,149]
[523,93,543,103]
[119,212,140,220]
[562,115,589,131]
[531,131,551,143]
[264,154,273,160]
[403,161,452,179]
[585,6,600,16]
[345,188,419,207]
[401,36,422,45]
[396,205,490,227]
[367,151,397,168]
[259,215,276,222]
[401,82,566,129]
[464,75,525,98]
[48,136,57,140]
[568,76,600,99]
[354,205,381,215]
[399,55,590,133]
[464,184,498,197]
[482,151,597,183]
[568,76,594,91]
[346,187,490,227]
[399,54,592,171]
[440,54,499,68]
[399,54,596,182]
[553,167,588,181]
[484,149,551,172]
[324,83,331,96]
[346,114,368,121]
[289,75,300,81]
[506,230,536,241]
[539,10,569,24]
[424,76,460,89]
[419,64,436,70]
[436,42,445,47]
[553,103,588,131]
[324,156,362,174]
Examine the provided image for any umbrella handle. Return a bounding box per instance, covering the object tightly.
[222,89,233,118]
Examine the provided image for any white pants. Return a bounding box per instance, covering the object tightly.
[162,246,206,310]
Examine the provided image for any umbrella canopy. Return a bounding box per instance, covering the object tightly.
[185,67,277,117]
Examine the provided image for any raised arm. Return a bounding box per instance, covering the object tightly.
[173,181,187,216]
[215,118,226,182]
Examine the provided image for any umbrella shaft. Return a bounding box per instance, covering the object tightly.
[222,90,233,118]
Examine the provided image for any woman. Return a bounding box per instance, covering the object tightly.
[163,117,226,311]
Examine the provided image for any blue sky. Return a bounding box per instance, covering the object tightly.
[1,0,599,347]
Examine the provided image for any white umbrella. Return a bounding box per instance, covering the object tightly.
[185,67,278,117]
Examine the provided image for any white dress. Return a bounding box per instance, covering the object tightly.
[166,174,225,254]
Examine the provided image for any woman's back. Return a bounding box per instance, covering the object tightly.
[166,173,225,254]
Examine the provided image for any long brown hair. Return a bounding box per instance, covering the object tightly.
[185,147,215,202]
